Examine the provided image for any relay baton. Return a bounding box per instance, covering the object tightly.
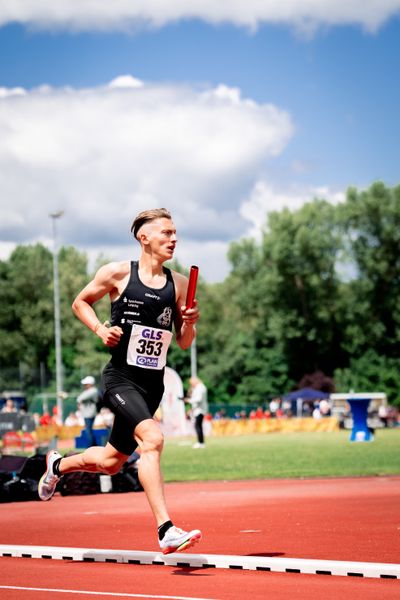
[185,265,199,309]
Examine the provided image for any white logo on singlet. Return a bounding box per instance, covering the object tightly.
[157,307,172,327]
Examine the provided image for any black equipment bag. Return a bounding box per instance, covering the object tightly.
[0,453,47,503]
[58,471,101,496]
[111,453,143,493]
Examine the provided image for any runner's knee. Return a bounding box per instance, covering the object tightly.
[99,457,124,475]
[140,429,164,454]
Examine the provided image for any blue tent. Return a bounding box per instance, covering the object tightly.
[283,388,330,417]
[283,387,329,401]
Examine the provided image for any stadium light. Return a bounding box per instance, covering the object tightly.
[49,210,64,423]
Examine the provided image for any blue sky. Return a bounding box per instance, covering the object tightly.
[0,3,399,281]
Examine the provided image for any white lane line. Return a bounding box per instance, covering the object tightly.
[239,530,262,533]
[0,544,399,580]
[0,586,219,600]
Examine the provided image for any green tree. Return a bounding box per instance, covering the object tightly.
[3,182,400,412]
[198,241,291,404]
[334,350,400,407]
[200,199,345,403]
[257,200,343,380]
[338,182,400,358]
[57,247,110,389]
[0,244,54,389]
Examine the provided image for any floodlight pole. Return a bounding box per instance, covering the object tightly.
[190,337,197,379]
[50,210,64,423]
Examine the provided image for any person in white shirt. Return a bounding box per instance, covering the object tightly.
[187,376,208,448]
[1,398,17,413]
[77,375,98,447]
[64,411,81,427]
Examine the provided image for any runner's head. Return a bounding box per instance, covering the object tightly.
[131,208,172,240]
[131,208,177,260]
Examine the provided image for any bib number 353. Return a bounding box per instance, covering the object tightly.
[127,325,172,370]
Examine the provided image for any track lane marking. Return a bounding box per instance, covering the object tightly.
[0,544,399,580]
[0,586,219,600]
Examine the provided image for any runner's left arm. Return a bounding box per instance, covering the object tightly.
[173,272,199,350]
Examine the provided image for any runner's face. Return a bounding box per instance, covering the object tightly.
[147,218,177,259]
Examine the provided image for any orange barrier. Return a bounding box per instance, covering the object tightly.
[33,419,339,445]
[34,425,83,443]
[211,416,339,436]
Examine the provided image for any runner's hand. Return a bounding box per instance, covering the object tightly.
[97,324,124,347]
[181,299,200,327]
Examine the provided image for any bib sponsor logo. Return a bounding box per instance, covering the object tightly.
[127,324,172,370]
[142,328,163,340]
[136,356,159,368]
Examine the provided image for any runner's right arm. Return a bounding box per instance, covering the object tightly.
[72,263,124,347]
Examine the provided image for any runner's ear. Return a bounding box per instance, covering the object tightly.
[138,230,150,245]
[137,224,153,246]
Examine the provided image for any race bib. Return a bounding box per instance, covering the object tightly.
[127,324,173,370]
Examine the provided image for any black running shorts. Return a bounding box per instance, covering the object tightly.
[101,362,165,456]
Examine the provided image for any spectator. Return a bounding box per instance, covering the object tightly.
[255,406,264,419]
[378,404,389,428]
[77,375,98,447]
[312,402,322,419]
[52,406,63,427]
[213,408,227,420]
[64,411,81,427]
[269,398,280,416]
[187,376,208,449]
[319,399,331,417]
[95,407,115,430]
[39,412,52,426]
[1,398,17,413]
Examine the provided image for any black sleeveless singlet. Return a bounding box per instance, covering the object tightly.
[108,261,176,377]
[100,262,176,454]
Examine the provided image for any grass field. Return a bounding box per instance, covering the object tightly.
[162,429,400,482]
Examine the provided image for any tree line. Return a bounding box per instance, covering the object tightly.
[1,181,399,408]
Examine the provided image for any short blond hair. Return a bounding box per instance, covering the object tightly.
[130,208,172,240]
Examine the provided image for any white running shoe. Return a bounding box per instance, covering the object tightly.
[159,526,202,555]
[38,450,62,501]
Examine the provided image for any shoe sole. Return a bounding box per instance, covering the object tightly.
[38,451,59,501]
[162,531,202,555]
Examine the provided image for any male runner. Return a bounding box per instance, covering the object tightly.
[38,208,202,554]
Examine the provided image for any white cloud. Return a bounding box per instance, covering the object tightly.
[0,78,293,282]
[0,0,399,33]
[0,87,26,98]
[109,75,144,89]
[240,180,345,239]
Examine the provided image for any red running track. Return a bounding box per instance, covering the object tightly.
[0,476,399,599]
